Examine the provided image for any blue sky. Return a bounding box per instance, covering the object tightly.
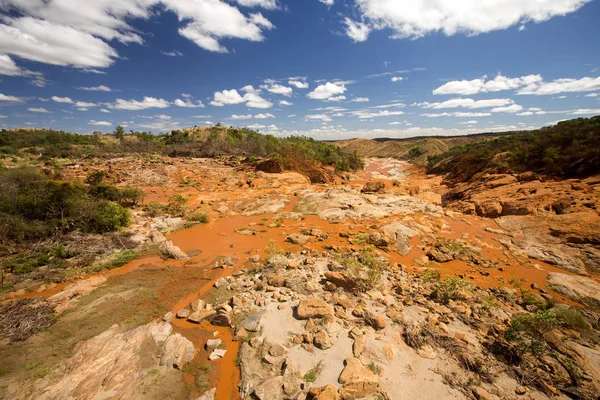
[1,0,599,139]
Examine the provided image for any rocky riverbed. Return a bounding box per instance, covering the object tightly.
[1,157,599,400]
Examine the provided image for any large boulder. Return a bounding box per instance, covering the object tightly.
[338,358,379,399]
[160,333,195,369]
[296,299,334,320]
[159,240,189,260]
[308,385,340,400]
[548,273,600,308]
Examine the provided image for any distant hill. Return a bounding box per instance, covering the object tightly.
[332,132,510,165]
[427,116,600,181]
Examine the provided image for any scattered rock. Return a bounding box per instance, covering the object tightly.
[296,298,334,320]
[161,333,195,369]
[338,358,379,399]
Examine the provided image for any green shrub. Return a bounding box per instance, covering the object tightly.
[85,201,131,233]
[432,277,472,304]
[423,268,441,283]
[89,182,121,201]
[120,187,145,206]
[505,309,563,356]
[188,211,209,223]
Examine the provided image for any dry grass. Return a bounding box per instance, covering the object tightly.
[0,298,55,341]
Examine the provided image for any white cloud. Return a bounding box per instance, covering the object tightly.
[0,0,276,68]
[319,0,335,5]
[100,108,110,113]
[517,111,534,116]
[236,0,278,9]
[243,92,273,108]
[279,100,293,106]
[307,82,347,100]
[585,93,598,97]
[75,101,97,108]
[306,114,332,122]
[459,120,478,124]
[0,53,40,79]
[254,113,275,119]
[89,120,112,126]
[391,76,404,82]
[161,50,183,56]
[28,107,49,113]
[350,0,590,40]
[230,114,253,119]
[344,18,370,42]
[433,74,543,95]
[246,123,266,129]
[0,94,25,103]
[351,97,370,102]
[351,110,405,119]
[416,98,514,109]
[51,96,73,103]
[289,80,309,89]
[109,96,170,110]
[421,112,492,117]
[571,108,600,115]
[491,104,524,113]
[78,85,112,92]
[517,76,600,95]
[174,98,205,108]
[210,89,245,106]
[264,84,293,96]
[267,124,278,131]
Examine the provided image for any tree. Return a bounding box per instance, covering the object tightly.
[114,125,125,141]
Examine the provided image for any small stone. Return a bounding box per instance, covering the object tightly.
[214,278,228,288]
[205,338,222,351]
[234,328,249,341]
[296,298,334,320]
[369,315,386,330]
[208,349,226,361]
[187,309,216,323]
[269,343,288,357]
[250,336,264,348]
[176,309,191,319]
[313,330,333,350]
[190,299,206,312]
[307,384,340,400]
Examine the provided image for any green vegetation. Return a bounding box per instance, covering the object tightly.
[422,268,441,283]
[431,277,472,304]
[0,168,131,250]
[0,125,364,179]
[188,211,209,223]
[334,246,387,292]
[303,361,323,383]
[427,116,600,181]
[505,309,563,356]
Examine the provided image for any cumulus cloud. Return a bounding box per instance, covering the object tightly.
[306,114,333,122]
[319,0,335,5]
[433,74,543,95]
[210,88,273,108]
[279,100,293,106]
[109,96,170,110]
[307,82,347,101]
[78,85,112,92]
[391,77,404,82]
[0,0,276,68]
[254,113,275,119]
[210,89,245,106]
[351,97,370,102]
[517,76,600,95]
[416,98,514,109]
[173,98,205,108]
[289,79,309,89]
[0,93,25,103]
[571,108,600,115]
[264,84,293,96]
[491,104,524,113]
[348,0,590,40]
[230,114,253,119]
[51,96,73,103]
[344,18,370,42]
[89,120,112,126]
[585,93,598,97]
[28,107,49,113]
